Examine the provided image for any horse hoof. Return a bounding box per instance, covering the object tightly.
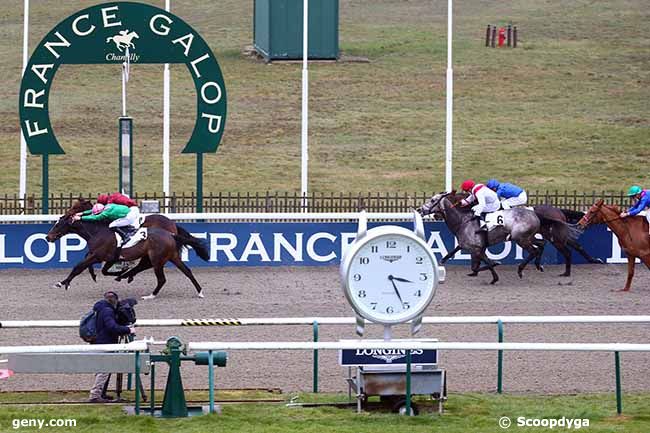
[53,282,68,290]
[114,277,122,282]
[127,277,134,284]
[517,270,523,279]
[197,292,205,299]
[538,265,544,272]
[490,279,498,285]
[559,272,570,277]
[142,294,156,300]
[594,259,605,264]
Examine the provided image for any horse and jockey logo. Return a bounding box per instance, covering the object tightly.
[106,29,139,52]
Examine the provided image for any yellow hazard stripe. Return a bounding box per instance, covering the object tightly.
[181,319,242,326]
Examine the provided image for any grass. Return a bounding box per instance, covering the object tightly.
[0,391,649,432]
[0,0,648,196]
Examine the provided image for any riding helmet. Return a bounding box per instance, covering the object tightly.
[627,185,642,196]
[460,179,475,192]
[486,179,500,190]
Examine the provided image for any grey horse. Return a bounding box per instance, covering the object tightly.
[417,191,544,284]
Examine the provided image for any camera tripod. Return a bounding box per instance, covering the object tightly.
[101,334,147,402]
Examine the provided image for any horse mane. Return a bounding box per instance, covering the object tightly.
[67,198,93,215]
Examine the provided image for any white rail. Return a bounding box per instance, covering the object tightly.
[0,340,149,354]
[189,341,650,352]
[2,315,650,329]
[0,212,421,223]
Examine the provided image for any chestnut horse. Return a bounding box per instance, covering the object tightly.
[47,201,210,299]
[578,199,650,291]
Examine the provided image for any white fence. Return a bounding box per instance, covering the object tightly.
[2,315,650,328]
[0,212,420,223]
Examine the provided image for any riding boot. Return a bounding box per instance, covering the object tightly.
[113,226,130,244]
[475,215,488,234]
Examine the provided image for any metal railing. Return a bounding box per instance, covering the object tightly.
[0,191,633,215]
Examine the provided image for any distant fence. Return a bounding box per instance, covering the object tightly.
[0,191,633,215]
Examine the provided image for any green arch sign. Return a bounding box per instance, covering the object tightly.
[19,1,227,155]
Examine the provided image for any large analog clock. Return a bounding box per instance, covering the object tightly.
[340,224,441,326]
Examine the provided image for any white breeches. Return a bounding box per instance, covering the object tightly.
[472,200,500,216]
[501,191,528,209]
[109,207,140,228]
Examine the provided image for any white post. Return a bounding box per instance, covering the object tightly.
[121,48,130,117]
[444,0,454,192]
[300,0,309,211]
[163,0,171,209]
[19,0,29,208]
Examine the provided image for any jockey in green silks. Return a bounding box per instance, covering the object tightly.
[76,203,130,222]
[73,203,134,242]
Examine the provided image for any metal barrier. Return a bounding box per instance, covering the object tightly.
[188,340,650,416]
[3,315,650,396]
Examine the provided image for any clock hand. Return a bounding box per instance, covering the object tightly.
[387,275,405,307]
[391,276,414,283]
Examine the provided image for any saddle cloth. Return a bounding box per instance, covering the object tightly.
[115,228,148,249]
[484,211,505,230]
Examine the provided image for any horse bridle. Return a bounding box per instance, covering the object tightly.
[581,203,622,226]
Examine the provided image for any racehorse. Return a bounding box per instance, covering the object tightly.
[106,30,139,52]
[71,198,200,283]
[578,199,650,291]
[533,205,603,276]
[418,191,544,284]
[46,203,210,299]
[421,194,601,277]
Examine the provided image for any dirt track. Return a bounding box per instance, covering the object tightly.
[1,264,649,395]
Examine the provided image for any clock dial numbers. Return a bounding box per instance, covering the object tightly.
[347,233,436,322]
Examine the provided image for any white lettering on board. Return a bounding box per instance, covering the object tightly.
[306,232,337,262]
[0,235,24,264]
[59,235,86,263]
[240,233,271,262]
[101,6,122,28]
[273,233,303,262]
[209,233,237,262]
[72,14,95,36]
[24,234,55,263]
[149,14,172,36]
[44,32,71,59]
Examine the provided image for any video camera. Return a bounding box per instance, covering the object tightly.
[116,298,137,326]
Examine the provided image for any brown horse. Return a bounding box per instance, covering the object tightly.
[46,203,210,299]
[71,199,198,283]
[578,199,650,291]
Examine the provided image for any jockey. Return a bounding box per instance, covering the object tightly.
[459,179,500,230]
[620,185,650,235]
[486,179,528,209]
[97,193,140,238]
[74,203,134,242]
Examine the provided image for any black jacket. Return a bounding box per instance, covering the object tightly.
[92,300,131,344]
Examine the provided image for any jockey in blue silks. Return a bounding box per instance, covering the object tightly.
[486,179,528,209]
[620,185,650,235]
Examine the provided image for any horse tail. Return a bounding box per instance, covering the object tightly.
[173,232,210,262]
[175,224,192,239]
[106,37,112,43]
[566,223,583,241]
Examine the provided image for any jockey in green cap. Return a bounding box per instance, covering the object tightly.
[620,185,650,235]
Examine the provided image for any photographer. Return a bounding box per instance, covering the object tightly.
[89,291,134,403]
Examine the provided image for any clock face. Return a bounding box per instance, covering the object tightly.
[343,228,438,324]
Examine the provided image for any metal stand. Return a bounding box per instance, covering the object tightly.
[118,117,133,197]
[102,334,146,402]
